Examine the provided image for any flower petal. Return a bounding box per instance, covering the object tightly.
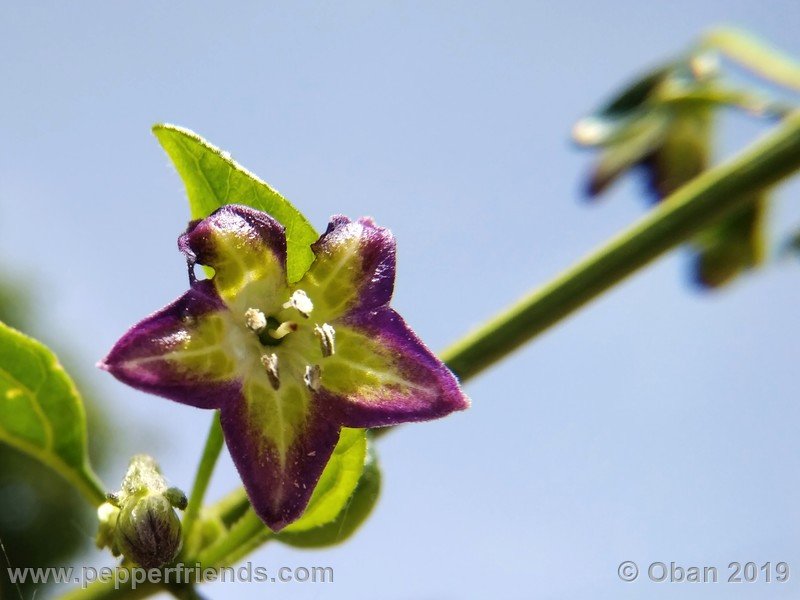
[99,281,241,409]
[316,307,469,427]
[220,377,341,531]
[180,204,288,306]
[302,216,395,319]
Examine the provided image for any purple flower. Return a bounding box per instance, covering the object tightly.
[101,205,469,531]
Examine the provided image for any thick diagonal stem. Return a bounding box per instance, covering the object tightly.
[440,110,800,381]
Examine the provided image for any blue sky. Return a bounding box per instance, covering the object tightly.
[2,2,800,598]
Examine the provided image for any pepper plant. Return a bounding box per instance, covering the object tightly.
[1,26,800,599]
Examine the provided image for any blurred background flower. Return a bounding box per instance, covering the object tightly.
[573,32,798,287]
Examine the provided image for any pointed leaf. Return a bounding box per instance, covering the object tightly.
[278,445,381,547]
[692,193,767,288]
[280,427,367,532]
[152,124,318,283]
[0,321,105,505]
[644,109,712,201]
[586,111,671,197]
[598,63,673,118]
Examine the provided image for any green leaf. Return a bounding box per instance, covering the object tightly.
[692,193,768,288]
[278,445,381,548]
[152,124,318,283]
[647,108,712,199]
[0,321,105,505]
[598,63,673,118]
[586,111,671,196]
[281,427,367,532]
[702,26,800,92]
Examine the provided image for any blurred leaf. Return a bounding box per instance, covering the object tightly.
[0,446,94,598]
[702,25,800,91]
[692,194,768,288]
[586,111,671,197]
[643,109,712,200]
[661,85,793,119]
[280,427,367,533]
[0,273,113,598]
[598,63,673,118]
[278,447,381,548]
[572,74,670,149]
[152,124,318,283]
[0,321,105,505]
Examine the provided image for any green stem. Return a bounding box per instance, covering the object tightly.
[196,509,269,568]
[57,577,160,600]
[440,110,800,381]
[71,464,107,508]
[210,487,249,528]
[181,413,224,549]
[57,573,200,600]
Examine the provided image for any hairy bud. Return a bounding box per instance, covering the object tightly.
[96,455,186,568]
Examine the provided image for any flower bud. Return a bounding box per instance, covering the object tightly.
[115,493,182,568]
[96,455,186,568]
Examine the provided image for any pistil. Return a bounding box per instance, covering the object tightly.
[269,321,298,340]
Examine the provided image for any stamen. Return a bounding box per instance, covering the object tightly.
[244,308,267,332]
[268,321,298,340]
[304,364,321,391]
[260,353,280,390]
[283,289,314,318]
[314,323,336,357]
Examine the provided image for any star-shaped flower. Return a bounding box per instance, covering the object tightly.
[101,205,469,530]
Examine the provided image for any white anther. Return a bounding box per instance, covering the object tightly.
[244,308,267,332]
[283,289,314,318]
[261,353,280,390]
[314,323,336,357]
[304,364,321,391]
